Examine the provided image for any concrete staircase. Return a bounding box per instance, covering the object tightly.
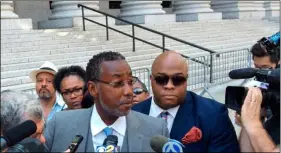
[1,19,279,93]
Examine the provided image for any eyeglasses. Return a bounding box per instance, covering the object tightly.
[95,76,138,88]
[133,88,147,95]
[61,87,83,98]
[151,74,188,86]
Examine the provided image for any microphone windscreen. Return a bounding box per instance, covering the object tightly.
[150,135,169,153]
[103,135,118,146]
[229,68,257,79]
[3,120,37,146]
[7,138,48,152]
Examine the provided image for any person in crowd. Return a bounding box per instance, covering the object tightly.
[81,90,95,109]
[239,87,280,152]
[1,90,47,152]
[241,33,280,117]
[235,33,280,148]
[132,77,150,104]
[54,65,93,110]
[132,51,239,152]
[44,51,169,152]
[29,61,65,122]
[251,39,280,69]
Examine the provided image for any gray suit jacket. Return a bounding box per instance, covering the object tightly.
[44,107,169,152]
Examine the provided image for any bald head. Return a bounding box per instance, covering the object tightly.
[152,51,188,74]
[150,51,188,110]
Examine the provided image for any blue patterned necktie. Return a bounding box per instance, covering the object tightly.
[159,111,169,124]
[103,127,113,136]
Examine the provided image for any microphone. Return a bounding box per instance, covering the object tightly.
[229,68,280,84]
[1,120,37,151]
[68,135,83,153]
[150,135,184,153]
[5,138,49,152]
[103,135,119,152]
[228,68,258,79]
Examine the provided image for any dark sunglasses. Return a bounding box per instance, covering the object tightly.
[133,88,147,95]
[152,74,188,86]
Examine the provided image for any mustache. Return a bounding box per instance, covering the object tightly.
[117,98,133,106]
[39,88,50,93]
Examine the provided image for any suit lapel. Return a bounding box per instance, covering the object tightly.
[74,107,95,152]
[140,97,152,115]
[170,91,196,142]
[121,111,143,152]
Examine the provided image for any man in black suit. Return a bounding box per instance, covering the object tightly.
[132,51,240,152]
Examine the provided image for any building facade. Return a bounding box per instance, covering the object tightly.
[1,1,280,29]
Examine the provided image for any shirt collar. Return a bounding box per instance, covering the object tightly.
[55,93,66,109]
[91,105,126,136]
[150,97,180,118]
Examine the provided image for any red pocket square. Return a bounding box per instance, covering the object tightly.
[181,126,202,144]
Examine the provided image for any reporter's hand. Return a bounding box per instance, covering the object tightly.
[241,87,263,131]
[64,149,70,153]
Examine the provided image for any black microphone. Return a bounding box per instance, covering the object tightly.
[228,68,258,79]
[150,135,184,153]
[6,138,49,153]
[229,67,280,84]
[103,135,118,152]
[150,135,169,153]
[68,135,83,153]
[103,135,118,146]
[1,120,37,151]
[256,68,280,84]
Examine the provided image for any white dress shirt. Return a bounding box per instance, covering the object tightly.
[90,105,126,151]
[149,97,180,133]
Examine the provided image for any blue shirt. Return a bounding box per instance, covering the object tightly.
[46,101,65,122]
[44,94,66,122]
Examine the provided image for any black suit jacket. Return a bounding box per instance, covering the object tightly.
[132,91,240,152]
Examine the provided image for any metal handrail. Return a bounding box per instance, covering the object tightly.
[77,4,217,81]
[77,4,216,54]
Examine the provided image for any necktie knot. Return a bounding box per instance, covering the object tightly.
[160,111,169,123]
[103,127,113,136]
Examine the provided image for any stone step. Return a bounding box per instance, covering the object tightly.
[1,33,255,60]
[1,30,266,57]
[2,61,232,87]
[1,27,275,50]
[0,61,208,88]
[0,52,251,90]
[1,19,278,91]
[1,19,276,37]
[1,50,209,80]
[70,27,277,40]
[1,21,277,45]
[1,41,248,73]
[1,82,35,92]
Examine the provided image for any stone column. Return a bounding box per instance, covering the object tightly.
[38,1,103,29]
[1,1,19,19]
[49,1,100,19]
[211,1,263,19]
[173,1,222,22]
[264,1,280,18]
[117,1,175,24]
[253,1,266,19]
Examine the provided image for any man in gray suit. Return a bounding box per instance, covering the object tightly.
[44,51,169,152]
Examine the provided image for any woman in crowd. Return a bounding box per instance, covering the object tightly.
[132,77,150,104]
[54,65,93,110]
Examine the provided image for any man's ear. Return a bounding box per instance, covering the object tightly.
[87,81,98,98]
